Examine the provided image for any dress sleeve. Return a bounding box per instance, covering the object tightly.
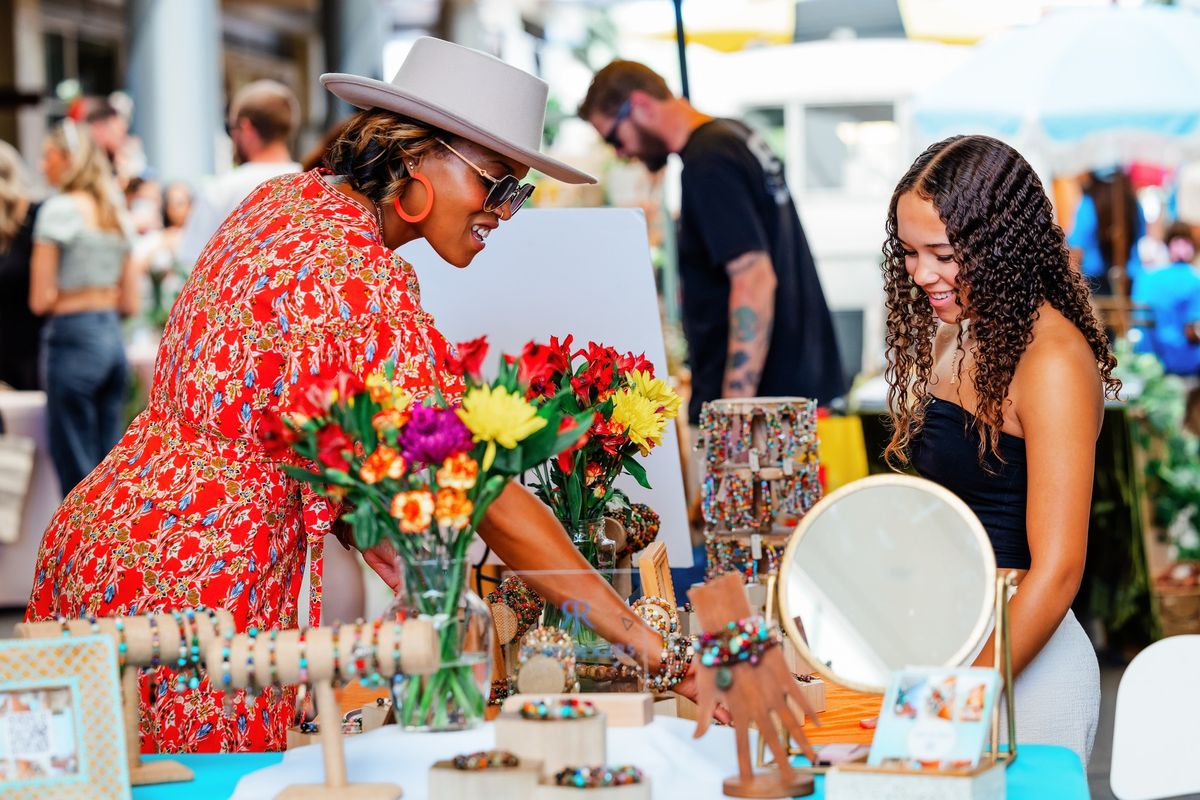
[32,194,82,246]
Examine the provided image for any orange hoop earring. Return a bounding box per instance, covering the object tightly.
[395,171,434,223]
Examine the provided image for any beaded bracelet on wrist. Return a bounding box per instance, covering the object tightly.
[452,750,520,770]
[554,765,644,788]
[519,697,596,721]
[646,632,693,694]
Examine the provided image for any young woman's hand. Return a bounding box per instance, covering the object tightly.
[361,539,402,591]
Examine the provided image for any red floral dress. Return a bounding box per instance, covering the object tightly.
[25,171,464,752]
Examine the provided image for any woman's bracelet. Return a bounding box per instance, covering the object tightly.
[554,765,644,788]
[453,750,520,770]
[646,632,693,694]
[630,595,679,637]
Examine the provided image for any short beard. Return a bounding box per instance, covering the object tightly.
[634,123,671,173]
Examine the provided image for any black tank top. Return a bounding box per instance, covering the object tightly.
[909,397,1032,569]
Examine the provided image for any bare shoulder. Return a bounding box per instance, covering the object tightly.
[1012,306,1104,429]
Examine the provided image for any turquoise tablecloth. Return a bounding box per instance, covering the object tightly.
[133,744,1088,799]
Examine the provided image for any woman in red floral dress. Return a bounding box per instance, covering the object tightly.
[27,38,696,753]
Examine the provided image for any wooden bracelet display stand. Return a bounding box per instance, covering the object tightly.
[17,610,234,787]
[207,621,437,800]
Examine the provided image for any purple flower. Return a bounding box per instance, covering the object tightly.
[398,405,473,465]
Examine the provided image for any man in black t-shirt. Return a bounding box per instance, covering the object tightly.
[579,61,845,424]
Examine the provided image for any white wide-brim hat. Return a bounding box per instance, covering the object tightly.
[321,37,596,185]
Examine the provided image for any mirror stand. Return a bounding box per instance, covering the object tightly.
[761,570,1020,774]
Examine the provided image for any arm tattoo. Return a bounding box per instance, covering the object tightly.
[732,306,759,343]
[729,350,750,369]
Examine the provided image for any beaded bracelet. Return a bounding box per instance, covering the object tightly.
[630,596,679,637]
[184,609,202,690]
[113,618,128,669]
[330,622,343,686]
[389,622,402,685]
[170,610,189,691]
[488,677,514,706]
[86,614,102,635]
[576,663,641,683]
[485,576,545,639]
[554,765,644,788]
[148,614,161,668]
[345,620,364,683]
[452,750,520,770]
[360,620,383,688]
[519,697,596,721]
[267,629,280,701]
[695,616,779,689]
[518,626,577,692]
[219,620,235,713]
[615,503,661,560]
[245,625,260,701]
[646,632,693,694]
[297,628,309,684]
[56,615,72,636]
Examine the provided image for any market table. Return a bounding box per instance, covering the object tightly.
[133,722,1089,800]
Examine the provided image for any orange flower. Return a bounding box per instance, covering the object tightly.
[390,490,434,533]
[359,446,407,484]
[436,452,478,491]
[372,407,411,434]
[366,371,414,412]
[434,488,474,529]
[585,462,604,486]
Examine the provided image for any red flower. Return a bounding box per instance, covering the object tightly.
[259,413,300,460]
[294,368,365,419]
[588,415,627,457]
[574,341,620,403]
[445,336,489,381]
[518,336,572,400]
[555,416,590,472]
[616,350,654,376]
[315,424,353,472]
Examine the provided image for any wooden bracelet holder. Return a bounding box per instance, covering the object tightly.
[17,610,235,787]
[207,620,437,800]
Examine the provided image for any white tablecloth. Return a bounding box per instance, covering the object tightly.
[231,716,744,800]
[0,392,61,608]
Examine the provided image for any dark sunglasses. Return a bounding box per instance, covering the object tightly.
[604,99,632,149]
[438,138,535,215]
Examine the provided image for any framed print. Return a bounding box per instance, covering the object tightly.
[0,635,129,800]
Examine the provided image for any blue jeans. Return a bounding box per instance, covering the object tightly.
[42,311,128,494]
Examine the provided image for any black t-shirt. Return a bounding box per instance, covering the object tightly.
[0,202,43,390]
[677,119,845,423]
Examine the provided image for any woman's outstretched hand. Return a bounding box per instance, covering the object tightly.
[362,539,402,591]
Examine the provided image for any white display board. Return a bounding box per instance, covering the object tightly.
[401,208,692,567]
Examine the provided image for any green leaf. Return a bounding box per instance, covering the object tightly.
[621,455,652,489]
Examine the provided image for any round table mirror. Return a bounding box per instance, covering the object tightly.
[778,474,996,694]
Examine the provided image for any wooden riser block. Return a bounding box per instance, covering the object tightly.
[795,679,826,715]
[360,702,392,732]
[537,779,651,799]
[503,693,653,727]
[494,712,607,777]
[129,759,194,786]
[275,784,402,800]
[826,763,1005,800]
[428,759,543,799]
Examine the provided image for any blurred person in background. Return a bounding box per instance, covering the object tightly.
[579,61,846,427]
[85,96,144,189]
[1068,168,1145,296]
[132,181,192,328]
[1133,222,1200,378]
[30,122,138,493]
[178,80,301,266]
[0,141,44,390]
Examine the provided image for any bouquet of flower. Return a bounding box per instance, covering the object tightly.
[262,338,591,730]
[518,337,681,543]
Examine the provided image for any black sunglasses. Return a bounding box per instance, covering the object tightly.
[438,138,535,215]
[605,99,632,149]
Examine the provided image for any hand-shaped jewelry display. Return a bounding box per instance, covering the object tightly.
[690,573,818,798]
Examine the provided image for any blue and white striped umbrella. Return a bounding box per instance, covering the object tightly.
[912,6,1200,169]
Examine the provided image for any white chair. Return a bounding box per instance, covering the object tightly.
[1110,634,1200,799]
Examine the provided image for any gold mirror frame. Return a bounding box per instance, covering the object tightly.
[767,473,1018,770]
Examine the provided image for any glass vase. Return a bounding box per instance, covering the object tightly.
[386,557,492,731]
[542,517,616,659]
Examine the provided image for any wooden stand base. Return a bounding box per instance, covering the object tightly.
[275,783,402,799]
[538,778,651,798]
[129,759,194,786]
[722,771,815,798]
[429,758,542,798]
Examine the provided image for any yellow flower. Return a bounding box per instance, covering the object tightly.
[611,387,668,456]
[366,371,414,412]
[456,385,547,470]
[627,369,682,421]
[434,488,474,529]
[390,490,434,533]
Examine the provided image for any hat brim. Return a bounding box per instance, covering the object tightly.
[321,73,597,185]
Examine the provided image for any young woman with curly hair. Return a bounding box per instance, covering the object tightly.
[883,135,1120,765]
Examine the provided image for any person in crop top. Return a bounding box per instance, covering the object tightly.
[881,135,1121,766]
[30,121,137,493]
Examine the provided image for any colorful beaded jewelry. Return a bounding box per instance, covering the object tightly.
[297,628,309,684]
[345,620,365,683]
[86,614,102,635]
[452,750,520,770]
[56,615,72,636]
[268,629,280,701]
[630,596,679,636]
[389,622,402,685]
[695,616,779,690]
[488,677,514,706]
[485,576,545,640]
[518,626,578,692]
[647,632,693,694]
[554,765,644,788]
[519,697,596,721]
[361,619,384,688]
[615,503,661,560]
[113,618,128,669]
[148,613,161,668]
[185,609,202,690]
[244,625,260,701]
[330,622,343,686]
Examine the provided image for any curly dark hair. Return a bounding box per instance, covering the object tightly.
[322,108,446,208]
[882,135,1120,467]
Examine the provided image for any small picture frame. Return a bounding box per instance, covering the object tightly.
[0,635,129,800]
[637,541,675,608]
